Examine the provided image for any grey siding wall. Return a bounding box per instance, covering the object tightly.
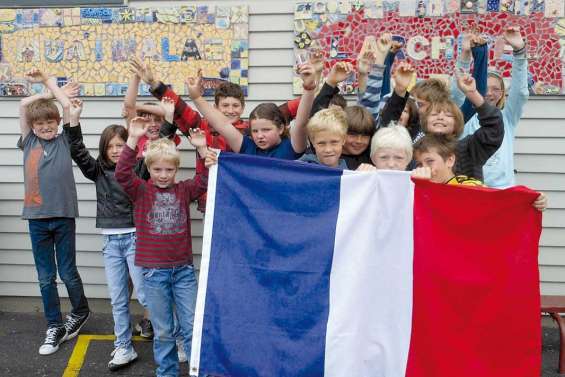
[0,0,563,298]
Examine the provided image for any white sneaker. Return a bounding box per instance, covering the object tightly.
[176,339,187,363]
[39,326,67,355]
[108,346,138,371]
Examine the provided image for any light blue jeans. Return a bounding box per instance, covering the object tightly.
[102,232,146,349]
[142,265,197,377]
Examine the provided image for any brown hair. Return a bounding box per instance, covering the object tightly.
[249,102,288,137]
[421,99,465,137]
[214,81,245,107]
[413,133,458,161]
[411,78,450,103]
[344,105,375,136]
[329,93,347,109]
[99,124,128,168]
[26,98,61,125]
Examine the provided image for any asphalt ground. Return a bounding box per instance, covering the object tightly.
[0,310,563,377]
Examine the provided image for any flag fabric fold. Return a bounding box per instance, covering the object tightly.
[190,153,542,377]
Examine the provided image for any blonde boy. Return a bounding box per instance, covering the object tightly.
[369,125,413,171]
[299,108,349,169]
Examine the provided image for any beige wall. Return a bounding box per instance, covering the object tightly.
[0,0,563,298]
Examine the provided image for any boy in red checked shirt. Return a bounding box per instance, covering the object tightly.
[130,57,306,212]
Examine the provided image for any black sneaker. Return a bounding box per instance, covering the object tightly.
[64,312,90,340]
[134,318,154,339]
[39,326,67,355]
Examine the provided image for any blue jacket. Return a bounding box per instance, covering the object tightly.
[460,50,529,188]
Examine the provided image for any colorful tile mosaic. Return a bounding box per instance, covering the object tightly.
[0,5,249,96]
[293,0,565,95]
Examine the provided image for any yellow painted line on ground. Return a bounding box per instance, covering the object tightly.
[62,335,150,377]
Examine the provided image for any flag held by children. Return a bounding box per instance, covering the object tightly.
[190,153,542,377]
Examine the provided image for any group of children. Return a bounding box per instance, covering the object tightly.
[18,25,547,377]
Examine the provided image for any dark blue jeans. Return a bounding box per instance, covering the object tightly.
[28,218,89,327]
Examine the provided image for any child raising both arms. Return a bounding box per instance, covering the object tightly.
[186,64,317,159]
[18,69,90,355]
[115,116,215,377]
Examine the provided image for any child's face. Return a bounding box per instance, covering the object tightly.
[250,118,283,150]
[216,97,244,123]
[372,147,410,171]
[425,108,455,135]
[485,76,503,107]
[32,118,59,141]
[415,149,455,183]
[140,113,163,140]
[312,131,345,168]
[106,135,126,164]
[343,133,371,156]
[149,159,177,188]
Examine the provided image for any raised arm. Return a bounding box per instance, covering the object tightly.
[123,68,141,122]
[378,62,414,127]
[116,117,149,199]
[64,99,99,181]
[502,26,529,127]
[291,63,317,153]
[187,69,244,152]
[359,33,391,122]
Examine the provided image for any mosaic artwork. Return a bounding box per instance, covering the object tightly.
[293,0,565,95]
[0,5,249,96]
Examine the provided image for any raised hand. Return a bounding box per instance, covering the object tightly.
[204,149,218,168]
[62,81,80,98]
[309,49,325,76]
[298,62,317,90]
[357,51,376,75]
[159,96,175,123]
[327,61,353,87]
[128,116,150,140]
[393,62,415,92]
[456,73,477,94]
[69,98,83,126]
[390,40,403,54]
[503,26,525,51]
[186,69,203,100]
[376,33,393,55]
[25,68,48,84]
[188,128,207,149]
[129,56,157,87]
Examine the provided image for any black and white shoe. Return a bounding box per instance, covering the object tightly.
[64,312,90,340]
[38,326,67,355]
[134,318,154,339]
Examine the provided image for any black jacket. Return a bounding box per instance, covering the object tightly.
[64,125,134,229]
[381,92,504,181]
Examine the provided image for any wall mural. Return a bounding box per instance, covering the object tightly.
[0,5,249,96]
[293,0,565,95]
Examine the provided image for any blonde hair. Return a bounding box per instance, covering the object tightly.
[307,108,348,140]
[144,138,180,168]
[370,125,413,161]
[26,98,61,125]
[488,71,506,109]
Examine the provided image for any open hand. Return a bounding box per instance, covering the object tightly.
[186,69,203,100]
[62,81,80,98]
[25,68,48,84]
[309,50,325,76]
[129,56,157,86]
[503,26,525,51]
[128,116,150,139]
[159,96,175,123]
[188,128,207,149]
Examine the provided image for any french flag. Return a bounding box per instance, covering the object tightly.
[190,153,542,377]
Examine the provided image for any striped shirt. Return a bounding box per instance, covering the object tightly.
[115,145,207,268]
